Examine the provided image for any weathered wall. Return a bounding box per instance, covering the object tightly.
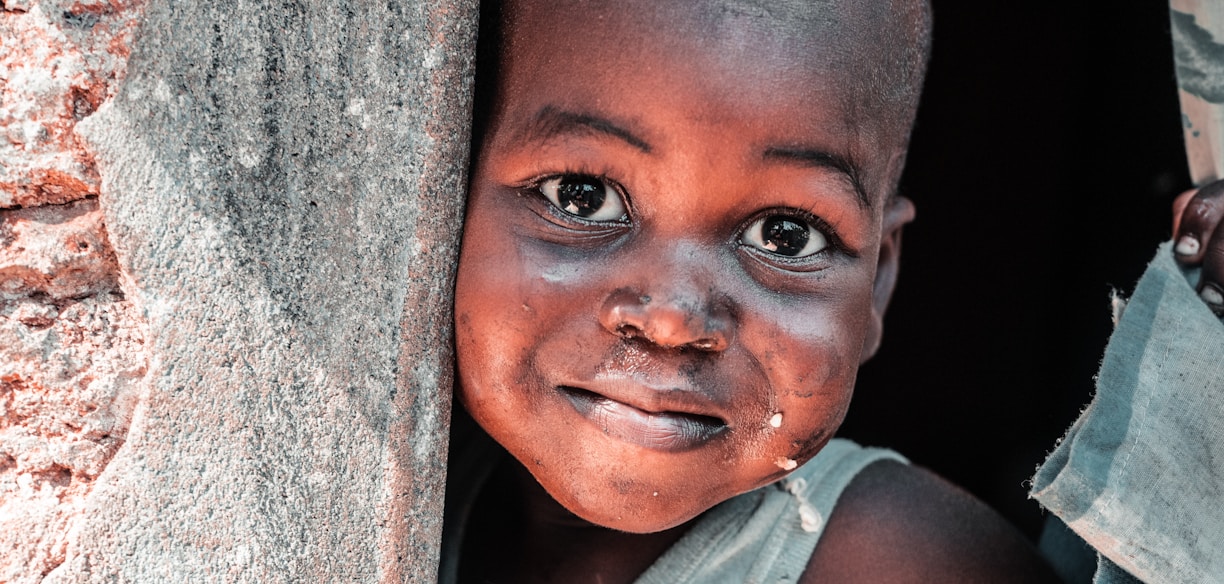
[1,0,477,581]
[1,1,148,580]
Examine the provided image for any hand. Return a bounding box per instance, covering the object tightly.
[1173,181,1224,314]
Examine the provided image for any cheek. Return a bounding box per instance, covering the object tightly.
[744,287,875,458]
[453,213,600,402]
[454,203,530,399]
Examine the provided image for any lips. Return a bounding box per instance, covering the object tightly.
[558,381,728,451]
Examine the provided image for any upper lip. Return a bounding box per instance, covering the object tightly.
[566,372,730,425]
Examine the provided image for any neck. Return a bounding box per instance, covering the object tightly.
[461,444,690,584]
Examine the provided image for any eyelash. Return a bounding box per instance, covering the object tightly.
[741,206,854,261]
[516,171,851,261]
[519,169,633,224]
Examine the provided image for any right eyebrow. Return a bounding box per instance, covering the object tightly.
[519,105,653,154]
[763,146,870,209]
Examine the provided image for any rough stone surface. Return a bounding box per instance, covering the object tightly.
[1,0,143,209]
[0,0,476,581]
[0,199,122,300]
[1,2,148,581]
[0,289,146,583]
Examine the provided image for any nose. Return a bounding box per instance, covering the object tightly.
[598,286,733,352]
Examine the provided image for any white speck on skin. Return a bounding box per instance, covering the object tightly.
[652,492,658,497]
[769,413,783,428]
[775,456,797,471]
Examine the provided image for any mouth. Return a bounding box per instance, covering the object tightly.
[559,385,728,452]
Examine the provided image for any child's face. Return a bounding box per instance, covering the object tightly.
[455,0,917,533]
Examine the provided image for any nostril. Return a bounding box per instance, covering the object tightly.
[686,335,727,352]
[616,323,643,339]
[599,287,733,351]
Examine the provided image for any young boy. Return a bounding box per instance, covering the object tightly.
[443,1,1218,582]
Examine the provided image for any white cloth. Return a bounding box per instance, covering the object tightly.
[1032,242,1224,584]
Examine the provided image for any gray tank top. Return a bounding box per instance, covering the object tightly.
[635,439,906,583]
[439,438,906,584]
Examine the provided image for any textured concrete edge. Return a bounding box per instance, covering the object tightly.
[381,0,480,582]
[47,0,484,580]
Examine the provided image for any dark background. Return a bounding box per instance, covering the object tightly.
[839,2,1192,539]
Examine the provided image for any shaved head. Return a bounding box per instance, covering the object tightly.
[475,0,932,162]
[685,0,932,134]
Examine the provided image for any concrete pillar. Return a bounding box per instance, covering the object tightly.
[1,0,477,580]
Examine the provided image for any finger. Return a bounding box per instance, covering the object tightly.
[1172,189,1196,236]
[1200,218,1224,315]
[1173,181,1224,264]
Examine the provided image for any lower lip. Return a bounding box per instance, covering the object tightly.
[559,386,727,452]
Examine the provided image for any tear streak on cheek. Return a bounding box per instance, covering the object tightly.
[538,262,583,285]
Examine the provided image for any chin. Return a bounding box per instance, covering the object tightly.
[554,486,711,534]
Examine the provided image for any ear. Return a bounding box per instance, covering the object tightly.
[860,195,916,363]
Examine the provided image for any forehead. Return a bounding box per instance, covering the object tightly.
[490,0,916,187]
[501,0,893,63]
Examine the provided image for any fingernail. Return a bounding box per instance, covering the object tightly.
[1176,235,1201,256]
[1200,284,1224,307]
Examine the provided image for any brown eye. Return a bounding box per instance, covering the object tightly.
[539,175,627,221]
[742,215,828,257]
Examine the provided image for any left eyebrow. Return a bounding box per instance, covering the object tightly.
[763,147,871,209]
[521,105,653,154]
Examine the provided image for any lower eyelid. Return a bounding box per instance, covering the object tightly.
[521,190,631,235]
[737,245,837,276]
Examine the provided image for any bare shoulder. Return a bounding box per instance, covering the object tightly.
[802,459,1061,584]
